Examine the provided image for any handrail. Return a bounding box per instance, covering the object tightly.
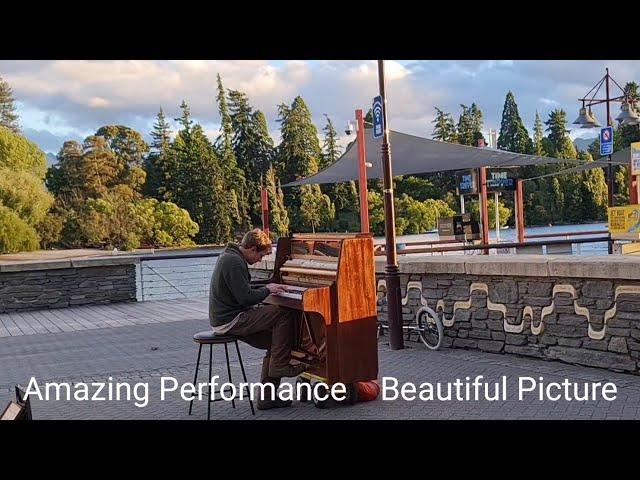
[374,236,610,256]
[524,229,608,239]
[136,252,221,261]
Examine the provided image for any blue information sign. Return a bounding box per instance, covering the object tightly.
[600,126,613,156]
[372,96,384,138]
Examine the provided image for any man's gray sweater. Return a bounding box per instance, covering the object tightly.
[209,243,270,327]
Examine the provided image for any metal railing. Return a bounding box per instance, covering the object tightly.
[137,252,220,302]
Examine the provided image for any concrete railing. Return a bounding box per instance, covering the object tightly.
[0,256,140,313]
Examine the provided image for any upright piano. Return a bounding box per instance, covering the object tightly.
[259,233,378,385]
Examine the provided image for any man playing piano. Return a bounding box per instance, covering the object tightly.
[209,228,307,410]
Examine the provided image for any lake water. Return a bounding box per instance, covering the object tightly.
[134,222,609,300]
[383,222,610,255]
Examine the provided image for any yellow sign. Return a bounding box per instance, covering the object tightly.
[632,142,640,176]
[608,204,640,239]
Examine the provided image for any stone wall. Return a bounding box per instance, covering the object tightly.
[0,258,138,313]
[374,255,640,374]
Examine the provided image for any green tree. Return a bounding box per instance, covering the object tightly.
[215,75,247,231]
[431,107,457,142]
[497,91,533,153]
[228,89,274,227]
[170,103,233,244]
[144,107,173,198]
[299,184,335,233]
[0,127,53,252]
[544,109,577,159]
[0,204,39,253]
[95,125,149,168]
[533,111,545,156]
[0,75,20,133]
[275,96,328,231]
[468,198,512,228]
[265,165,289,237]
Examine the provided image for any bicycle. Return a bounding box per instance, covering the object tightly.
[376,280,444,350]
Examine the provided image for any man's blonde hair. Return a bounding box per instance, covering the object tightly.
[240,229,271,252]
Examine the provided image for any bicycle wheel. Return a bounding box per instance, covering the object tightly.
[416,306,443,350]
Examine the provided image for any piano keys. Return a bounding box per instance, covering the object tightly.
[258,233,378,388]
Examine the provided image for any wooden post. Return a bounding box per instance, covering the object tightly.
[356,109,370,233]
[479,167,489,254]
[516,179,525,244]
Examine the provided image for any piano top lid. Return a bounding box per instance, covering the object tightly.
[291,232,373,240]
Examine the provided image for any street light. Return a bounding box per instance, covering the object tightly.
[573,67,640,254]
[574,68,639,202]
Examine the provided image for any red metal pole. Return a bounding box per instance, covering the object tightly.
[261,187,269,236]
[479,167,490,254]
[516,179,525,243]
[356,109,370,233]
[630,169,638,204]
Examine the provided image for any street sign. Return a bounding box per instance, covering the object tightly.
[600,126,613,156]
[608,204,640,240]
[486,169,517,192]
[372,96,384,138]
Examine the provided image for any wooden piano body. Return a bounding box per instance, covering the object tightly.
[259,233,378,385]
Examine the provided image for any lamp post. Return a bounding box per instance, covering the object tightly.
[573,67,640,253]
[377,59,404,350]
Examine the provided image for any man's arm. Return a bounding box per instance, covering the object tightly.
[224,257,271,306]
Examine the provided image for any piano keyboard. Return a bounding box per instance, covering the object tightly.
[275,291,303,300]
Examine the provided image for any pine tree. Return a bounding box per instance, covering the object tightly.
[533,111,545,156]
[469,103,486,145]
[276,96,331,231]
[0,75,20,133]
[431,107,457,142]
[497,91,533,153]
[170,101,233,244]
[456,104,474,145]
[215,75,247,231]
[544,109,576,159]
[265,165,289,237]
[144,107,173,199]
[322,114,359,231]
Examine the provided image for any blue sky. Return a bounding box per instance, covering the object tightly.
[2,60,639,156]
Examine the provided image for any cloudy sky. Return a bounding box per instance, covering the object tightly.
[2,60,639,157]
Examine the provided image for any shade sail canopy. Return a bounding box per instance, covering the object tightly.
[283,130,573,187]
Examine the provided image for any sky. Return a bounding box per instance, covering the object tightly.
[2,60,639,157]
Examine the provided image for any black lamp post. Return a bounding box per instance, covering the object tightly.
[377,59,404,350]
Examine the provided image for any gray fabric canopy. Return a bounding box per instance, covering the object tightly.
[283,130,572,187]
[524,147,631,181]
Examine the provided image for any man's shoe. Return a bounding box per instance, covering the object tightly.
[256,397,293,410]
[268,363,308,378]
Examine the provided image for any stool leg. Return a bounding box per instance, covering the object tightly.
[224,342,235,409]
[208,344,213,421]
[189,344,202,416]
[235,340,255,416]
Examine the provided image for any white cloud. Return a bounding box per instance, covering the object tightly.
[3,60,640,157]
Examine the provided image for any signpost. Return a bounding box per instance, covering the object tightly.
[608,204,640,240]
[600,126,614,156]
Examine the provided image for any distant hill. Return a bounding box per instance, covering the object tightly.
[45,153,57,167]
[574,137,596,152]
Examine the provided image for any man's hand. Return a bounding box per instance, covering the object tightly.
[266,283,287,294]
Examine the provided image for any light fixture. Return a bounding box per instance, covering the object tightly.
[616,100,640,126]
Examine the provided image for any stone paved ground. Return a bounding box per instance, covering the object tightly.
[1,300,640,420]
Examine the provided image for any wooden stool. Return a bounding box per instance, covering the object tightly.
[188,331,255,419]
